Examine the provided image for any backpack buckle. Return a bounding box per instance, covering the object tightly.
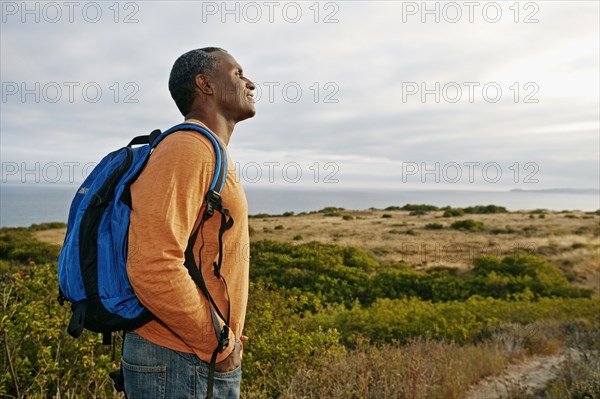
[218,325,230,352]
[204,190,221,219]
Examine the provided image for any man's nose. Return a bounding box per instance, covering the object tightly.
[245,78,256,91]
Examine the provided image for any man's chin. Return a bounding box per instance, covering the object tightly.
[240,108,256,121]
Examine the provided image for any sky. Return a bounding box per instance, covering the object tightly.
[1,0,599,192]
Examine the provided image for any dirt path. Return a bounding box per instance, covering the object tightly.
[465,350,577,399]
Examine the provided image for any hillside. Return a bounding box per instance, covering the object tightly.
[34,206,600,295]
[10,205,597,398]
[249,206,600,295]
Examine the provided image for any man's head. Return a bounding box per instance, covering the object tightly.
[169,48,256,122]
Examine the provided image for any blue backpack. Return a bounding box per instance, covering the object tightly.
[57,123,233,362]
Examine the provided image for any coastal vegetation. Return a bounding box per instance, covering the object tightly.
[1,205,599,398]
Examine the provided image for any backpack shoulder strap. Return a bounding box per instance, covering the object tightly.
[127,123,227,194]
[152,123,228,195]
[127,129,162,147]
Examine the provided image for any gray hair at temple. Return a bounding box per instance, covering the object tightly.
[168,47,227,116]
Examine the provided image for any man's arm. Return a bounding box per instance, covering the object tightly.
[126,131,235,363]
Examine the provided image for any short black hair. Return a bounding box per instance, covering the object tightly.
[168,47,226,116]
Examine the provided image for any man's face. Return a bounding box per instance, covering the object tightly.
[210,51,256,122]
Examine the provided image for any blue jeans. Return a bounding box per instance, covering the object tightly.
[122,330,242,399]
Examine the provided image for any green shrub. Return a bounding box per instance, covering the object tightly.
[251,240,377,306]
[293,234,303,241]
[342,215,354,221]
[443,208,465,217]
[250,213,272,218]
[0,227,61,264]
[307,296,600,345]
[251,240,591,305]
[464,205,507,214]
[408,210,426,216]
[318,206,345,213]
[29,222,67,231]
[241,281,343,398]
[451,219,484,231]
[425,223,444,230]
[274,225,285,230]
[530,209,546,214]
[489,227,517,234]
[521,225,538,235]
[1,264,121,398]
[401,204,439,211]
[469,255,591,299]
[573,225,600,236]
[381,214,392,219]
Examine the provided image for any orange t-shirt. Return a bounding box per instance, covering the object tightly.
[126,120,249,363]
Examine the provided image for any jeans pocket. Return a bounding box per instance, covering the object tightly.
[196,364,242,399]
[213,364,242,380]
[122,358,167,399]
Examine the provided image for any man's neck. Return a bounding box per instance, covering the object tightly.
[185,112,234,146]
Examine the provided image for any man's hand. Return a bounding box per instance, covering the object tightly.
[214,335,248,372]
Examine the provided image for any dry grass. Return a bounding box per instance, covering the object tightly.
[250,209,600,295]
[279,338,507,399]
[32,227,67,246]
[275,320,597,399]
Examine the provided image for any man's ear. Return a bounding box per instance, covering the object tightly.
[195,74,214,95]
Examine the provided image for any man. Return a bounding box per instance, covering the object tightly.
[123,48,255,398]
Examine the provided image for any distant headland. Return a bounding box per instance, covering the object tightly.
[510,188,598,195]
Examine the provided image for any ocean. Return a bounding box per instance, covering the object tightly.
[1,184,598,228]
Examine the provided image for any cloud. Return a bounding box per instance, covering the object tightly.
[1,1,598,190]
